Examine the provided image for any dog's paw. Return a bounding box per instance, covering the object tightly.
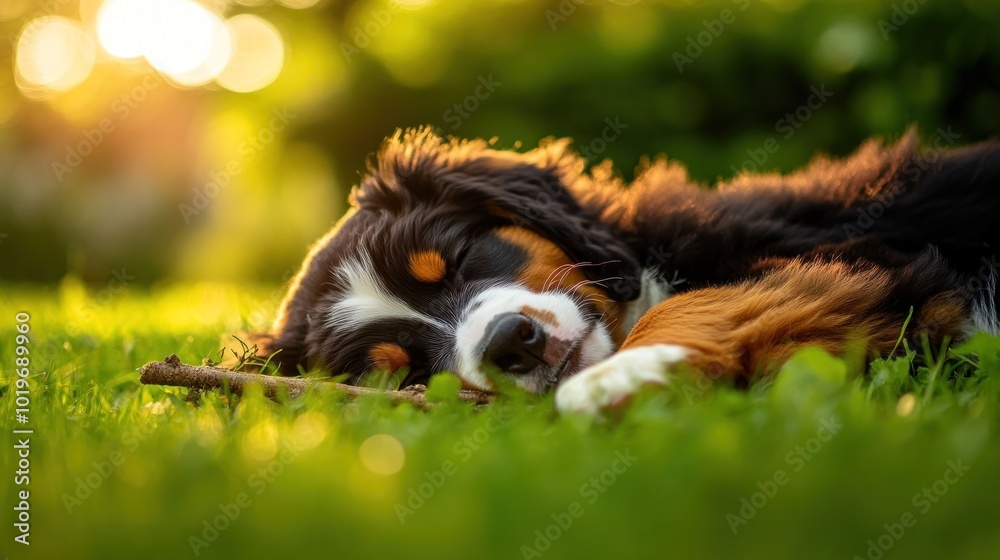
[554,344,690,416]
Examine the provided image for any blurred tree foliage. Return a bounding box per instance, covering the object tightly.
[0,0,998,284]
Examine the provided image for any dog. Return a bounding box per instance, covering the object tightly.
[240,127,1000,416]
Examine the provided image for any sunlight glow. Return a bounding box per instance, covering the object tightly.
[144,0,224,75]
[96,0,154,59]
[216,14,285,93]
[169,14,233,86]
[277,0,322,8]
[97,0,232,81]
[15,1,292,96]
[15,16,96,95]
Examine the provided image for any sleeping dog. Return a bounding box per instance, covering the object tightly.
[242,127,1000,415]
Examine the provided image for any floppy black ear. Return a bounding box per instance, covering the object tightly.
[362,128,643,301]
[461,156,643,302]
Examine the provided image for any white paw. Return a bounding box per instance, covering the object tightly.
[555,344,690,416]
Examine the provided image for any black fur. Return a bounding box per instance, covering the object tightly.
[254,127,1000,380]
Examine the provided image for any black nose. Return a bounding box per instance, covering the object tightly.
[482,313,546,374]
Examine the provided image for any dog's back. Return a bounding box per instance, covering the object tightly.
[586,130,1000,289]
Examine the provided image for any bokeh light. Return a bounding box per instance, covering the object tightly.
[216,14,286,92]
[243,420,280,461]
[816,19,879,73]
[97,0,230,80]
[169,11,234,86]
[897,393,917,417]
[96,0,154,59]
[291,411,330,450]
[358,434,405,476]
[277,0,322,8]
[15,16,96,96]
[15,0,292,98]
[144,0,225,75]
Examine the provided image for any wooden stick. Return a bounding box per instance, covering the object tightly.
[138,354,493,408]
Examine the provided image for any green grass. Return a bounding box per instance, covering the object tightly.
[3,283,1000,560]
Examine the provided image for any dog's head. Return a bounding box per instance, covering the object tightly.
[253,128,644,393]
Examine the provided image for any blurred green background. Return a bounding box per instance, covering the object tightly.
[1,0,998,286]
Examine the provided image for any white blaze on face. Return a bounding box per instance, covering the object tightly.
[325,255,452,332]
[324,255,615,391]
[453,285,614,391]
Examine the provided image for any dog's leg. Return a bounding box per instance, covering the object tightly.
[554,344,691,416]
[556,259,967,415]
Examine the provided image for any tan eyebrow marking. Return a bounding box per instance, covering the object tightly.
[408,250,447,283]
[368,342,410,372]
[519,305,560,327]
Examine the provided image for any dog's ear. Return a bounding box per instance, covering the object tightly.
[469,158,643,302]
[361,128,643,301]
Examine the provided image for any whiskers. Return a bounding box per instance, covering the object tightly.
[545,266,624,336]
[543,262,582,292]
[565,286,622,335]
[568,275,620,294]
[542,260,622,292]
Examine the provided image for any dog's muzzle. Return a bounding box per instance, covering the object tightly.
[481,312,547,374]
[453,285,612,392]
